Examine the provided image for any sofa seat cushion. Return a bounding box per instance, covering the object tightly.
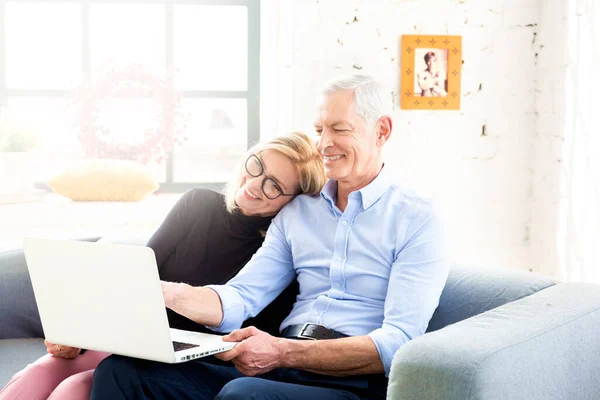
[0,338,46,388]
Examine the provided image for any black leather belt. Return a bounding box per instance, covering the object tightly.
[281,323,348,340]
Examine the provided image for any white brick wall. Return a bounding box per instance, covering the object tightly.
[261,0,566,274]
[529,0,569,279]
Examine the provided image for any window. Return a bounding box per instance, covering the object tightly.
[0,0,260,192]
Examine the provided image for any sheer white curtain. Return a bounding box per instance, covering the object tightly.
[559,0,600,283]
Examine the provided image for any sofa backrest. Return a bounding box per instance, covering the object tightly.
[1,241,557,339]
[426,264,557,333]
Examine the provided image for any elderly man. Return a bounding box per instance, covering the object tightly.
[90,74,448,400]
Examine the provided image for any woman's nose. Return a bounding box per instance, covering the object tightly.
[247,176,263,192]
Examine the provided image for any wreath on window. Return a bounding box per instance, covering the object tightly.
[72,64,187,164]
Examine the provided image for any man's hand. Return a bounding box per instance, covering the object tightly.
[215,326,284,376]
[158,282,224,327]
[44,339,81,359]
[161,280,184,309]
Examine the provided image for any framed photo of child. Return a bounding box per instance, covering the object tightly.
[400,35,462,110]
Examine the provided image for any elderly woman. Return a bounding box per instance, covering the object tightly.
[0,131,326,400]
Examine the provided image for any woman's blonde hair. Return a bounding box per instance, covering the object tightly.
[224,131,326,213]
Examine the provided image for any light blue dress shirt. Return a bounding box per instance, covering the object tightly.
[207,165,449,376]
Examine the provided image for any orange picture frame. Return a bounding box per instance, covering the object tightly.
[400,35,462,110]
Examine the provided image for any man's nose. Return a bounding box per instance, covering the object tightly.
[317,129,334,152]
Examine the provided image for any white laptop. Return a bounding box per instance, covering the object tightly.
[23,237,237,364]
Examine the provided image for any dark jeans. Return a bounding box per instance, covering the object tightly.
[90,355,387,400]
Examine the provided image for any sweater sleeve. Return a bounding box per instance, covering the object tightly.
[146,188,212,269]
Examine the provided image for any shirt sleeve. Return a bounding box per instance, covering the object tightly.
[368,204,449,376]
[206,213,297,333]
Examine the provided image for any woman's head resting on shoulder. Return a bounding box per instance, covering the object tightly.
[225,131,326,217]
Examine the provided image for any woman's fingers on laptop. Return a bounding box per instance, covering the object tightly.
[44,339,81,359]
[43,339,58,353]
[56,347,81,359]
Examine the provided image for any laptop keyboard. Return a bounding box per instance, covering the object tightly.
[172,341,201,352]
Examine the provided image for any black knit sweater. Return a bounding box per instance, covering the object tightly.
[147,188,297,336]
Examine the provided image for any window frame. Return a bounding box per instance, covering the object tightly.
[0,0,260,193]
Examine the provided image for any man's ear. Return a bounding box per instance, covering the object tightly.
[376,116,392,146]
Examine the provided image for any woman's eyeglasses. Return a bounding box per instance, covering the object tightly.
[244,154,296,200]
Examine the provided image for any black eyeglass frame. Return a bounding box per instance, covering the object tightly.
[244,153,296,200]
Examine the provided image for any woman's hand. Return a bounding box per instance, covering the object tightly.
[44,339,81,359]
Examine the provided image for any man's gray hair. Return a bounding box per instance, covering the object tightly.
[320,73,392,125]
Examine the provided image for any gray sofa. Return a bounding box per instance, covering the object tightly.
[1,239,600,399]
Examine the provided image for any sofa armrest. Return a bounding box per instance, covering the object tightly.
[387,283,600,400]
[0,249,44,339]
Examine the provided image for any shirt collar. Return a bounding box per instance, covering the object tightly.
[320,179,338,213]
[320,164,393,211]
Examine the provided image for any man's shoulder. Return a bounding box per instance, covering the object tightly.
[274,194,322,221]
[282,193,322,211]
[383,184,436,221]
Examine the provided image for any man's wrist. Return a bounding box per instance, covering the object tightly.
[276,337,293,369]
[169,282,189,310]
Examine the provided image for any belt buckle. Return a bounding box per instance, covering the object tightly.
[298,323,318,340]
